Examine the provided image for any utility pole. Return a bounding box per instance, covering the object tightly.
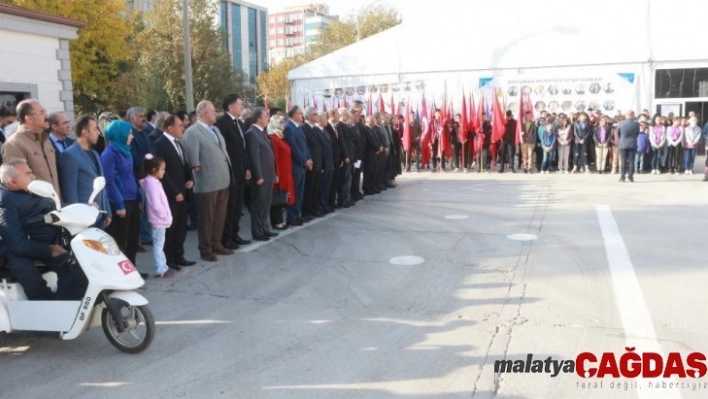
[182,0,194,112]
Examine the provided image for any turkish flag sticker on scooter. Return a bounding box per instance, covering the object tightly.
[117,260,137,275]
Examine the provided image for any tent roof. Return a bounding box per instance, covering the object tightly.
[289,0,707,81]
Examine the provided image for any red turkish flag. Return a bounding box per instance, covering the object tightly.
[368,94,373,116]
[491,89,506,143]
[378,94,385,114]
[459,93,468,143]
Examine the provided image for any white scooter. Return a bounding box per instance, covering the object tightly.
[0,177,155,353]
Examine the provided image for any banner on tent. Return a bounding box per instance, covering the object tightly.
[478,73,637,115]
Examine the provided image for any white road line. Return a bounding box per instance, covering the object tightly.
[596,205,681,399]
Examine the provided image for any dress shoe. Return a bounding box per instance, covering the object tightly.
[253,235,270,242]
[234,236,251,245]
[200,252,217,262]
[274,224,289,231]
[168,264,182,271]
[288,219,303,226]
[155,269,177,279]
[619,177,626,182]
[628,177,634,182]
[176,258,197,267]
[266,231,279,237]
[338,203,351,208]
[326,207,335,213]
[221,240,240,250]
[213,246,234,255]
[312,211,324,218]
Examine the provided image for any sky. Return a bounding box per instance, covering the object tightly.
[253,0,421,21]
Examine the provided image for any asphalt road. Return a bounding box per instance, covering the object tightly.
[2,166,708,399]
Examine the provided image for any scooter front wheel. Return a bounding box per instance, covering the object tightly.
[101,305,155,354]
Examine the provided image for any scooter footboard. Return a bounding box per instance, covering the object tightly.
[107,291,148,306]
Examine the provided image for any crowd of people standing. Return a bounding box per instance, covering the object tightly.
[0,95,403,294]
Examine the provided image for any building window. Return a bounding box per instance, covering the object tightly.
[269,16,275,23]
[277,27,284,34]
[248,8,258,84]
[655,68,708,99]
[220,1,228,52]
[231,4,242,71]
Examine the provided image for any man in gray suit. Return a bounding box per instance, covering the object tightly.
[245,107,278,241]
[183,100,234,261]
[618,110,640,182]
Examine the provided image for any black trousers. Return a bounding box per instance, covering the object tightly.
[500,142,516,171]
[432,139,446,169]
[223,174,246,242]
[164,198,187,266]
[453,142,462,169]
[250,181,272,237]
[108,199,140,265]
[363,153,378,193]
[620,148,637,179]
[406,142,421,170]
[5,253,82,300]
[328,166,340,207]
[319,169,334,213]
[303,169,321,215]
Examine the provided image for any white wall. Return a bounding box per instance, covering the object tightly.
[0,30,63,113]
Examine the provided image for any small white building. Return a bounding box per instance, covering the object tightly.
[0,3,84,122]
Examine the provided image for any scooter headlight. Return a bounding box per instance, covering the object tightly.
[83,235,121,255]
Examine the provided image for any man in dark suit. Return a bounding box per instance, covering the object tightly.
[148,111,169,145]
[183,100,234,261]
[349,107,367,200]
[59,115,110,228]
[245,108,277,241]
[283,106,312,226]
[336,109,356,207]
[325,108,351,208]
[314,112,335,214]
[47,111,75,156]
[152,114,196,269]
[618,110,640,182]
[214,93,251,249]
[301,107,324,218]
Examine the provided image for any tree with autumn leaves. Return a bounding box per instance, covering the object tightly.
[9,0,131,113]
[257,4,401,107]
[8,0,252,113]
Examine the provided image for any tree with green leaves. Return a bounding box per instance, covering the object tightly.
[116,0,253,112]
[8,0,132,114]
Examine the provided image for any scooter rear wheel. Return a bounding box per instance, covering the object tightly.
[101,305,155,354]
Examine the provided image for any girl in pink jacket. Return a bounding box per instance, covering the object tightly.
[139,154,174,279]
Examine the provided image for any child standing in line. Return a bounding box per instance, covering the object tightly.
[139,154,174,279]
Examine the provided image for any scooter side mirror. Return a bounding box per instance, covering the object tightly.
[87,177,106,205]
[28,180,62,210]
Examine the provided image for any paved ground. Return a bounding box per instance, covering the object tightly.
[2,163,708,399]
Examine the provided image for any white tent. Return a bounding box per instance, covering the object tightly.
[288,0,708,116]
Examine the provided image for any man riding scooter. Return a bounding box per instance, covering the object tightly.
[0,158,83,300]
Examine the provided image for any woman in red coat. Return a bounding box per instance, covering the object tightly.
[267,115,296,230]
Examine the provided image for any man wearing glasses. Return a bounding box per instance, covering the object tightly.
[1,99,62,198]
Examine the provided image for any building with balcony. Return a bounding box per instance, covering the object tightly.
[268,4,337,66]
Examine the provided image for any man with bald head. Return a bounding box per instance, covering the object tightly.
[47,111,74,155]
[1,99,61,197]
[182,100,234,261]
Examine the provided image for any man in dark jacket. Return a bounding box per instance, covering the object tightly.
[301,107,324,218]
[500,110,517,173]
[0,158,82,300]
[618,111,640,182]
